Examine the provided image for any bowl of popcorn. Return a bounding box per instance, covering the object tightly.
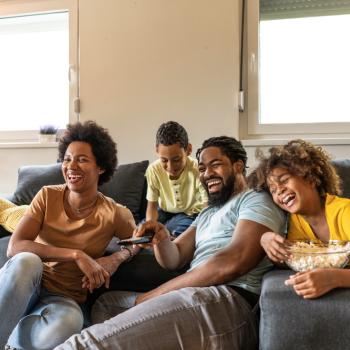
[285,240,350,272]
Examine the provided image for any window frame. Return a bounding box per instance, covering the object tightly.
[0,0,78,142]
[246,0,350,137]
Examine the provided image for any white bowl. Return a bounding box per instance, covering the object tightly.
[285,240,350,272]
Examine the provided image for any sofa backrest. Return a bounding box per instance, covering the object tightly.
[11,160,149,223]
[331,159,350,198]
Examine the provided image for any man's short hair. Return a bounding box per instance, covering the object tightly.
[196,136,248,173]
[156,121,189,149]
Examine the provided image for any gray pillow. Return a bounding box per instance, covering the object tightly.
[331,159,350,199]
[12,164,64,205]
[99,160,149,223]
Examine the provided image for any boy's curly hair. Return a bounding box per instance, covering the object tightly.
[156,121,189,149]
[58,121,117,185]
[247,139,341,196]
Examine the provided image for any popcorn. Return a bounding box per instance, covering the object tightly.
[286,241,350,272]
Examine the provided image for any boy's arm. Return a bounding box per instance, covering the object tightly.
[146,201,158,221]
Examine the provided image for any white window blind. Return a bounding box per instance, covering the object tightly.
[260,0,350,20]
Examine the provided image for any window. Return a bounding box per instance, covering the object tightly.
[246,0,350,136]
[0,0,78,142]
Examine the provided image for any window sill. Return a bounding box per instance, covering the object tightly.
[242,138,350,147]
[0,141,58,149]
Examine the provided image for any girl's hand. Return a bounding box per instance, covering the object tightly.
[75,251,110,293]
[285,269,338,299]
[260,231,289,263]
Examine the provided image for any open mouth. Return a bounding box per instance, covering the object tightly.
[206,178,223,193]
[67,173,83,184]
[281,193,296,208]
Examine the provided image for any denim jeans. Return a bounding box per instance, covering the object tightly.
[157,209,197,237]
[0,252,84,350]
[55,285,258,350]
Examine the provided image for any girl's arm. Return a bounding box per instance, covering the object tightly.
[285,268,350,299]
[261,231,289,263]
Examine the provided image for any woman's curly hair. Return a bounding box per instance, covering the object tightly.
[247,139,341,196]
[58,121,117,185]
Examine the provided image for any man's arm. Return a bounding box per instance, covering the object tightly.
[136,219,268,304]
[134,220,196,270]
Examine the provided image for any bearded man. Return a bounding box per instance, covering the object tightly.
[56,136,285,350]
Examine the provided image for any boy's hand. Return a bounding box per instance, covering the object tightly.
[285,269,337,299]
[134,221,171,248]
[261,231,289,263]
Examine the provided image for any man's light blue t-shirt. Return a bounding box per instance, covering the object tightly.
[189,189,285,295]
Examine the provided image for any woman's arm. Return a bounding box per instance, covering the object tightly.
[8,215,110,292]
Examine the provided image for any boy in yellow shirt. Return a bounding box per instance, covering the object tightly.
[145,121,207,236]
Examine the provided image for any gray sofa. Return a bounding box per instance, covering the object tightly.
[1,159,350,349]
[259,159,350,350]
[0,161,181,295]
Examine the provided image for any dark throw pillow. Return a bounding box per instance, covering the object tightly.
[12,164,64,205]
[332,159,350,199]
[99,160,149,223]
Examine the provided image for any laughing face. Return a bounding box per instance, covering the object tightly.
[157,143,192,180]
[198,146,238,207]
[62,141,104,193]
[267,167,319,215]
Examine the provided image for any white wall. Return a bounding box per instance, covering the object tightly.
[78,0,240,163]
[0,0,240,193]
[1,0,350,194]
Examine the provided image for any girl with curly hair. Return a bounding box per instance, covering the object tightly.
[248,139,350,299]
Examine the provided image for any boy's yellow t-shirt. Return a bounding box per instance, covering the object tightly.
[146,156,207,216]
[288,194,350,241]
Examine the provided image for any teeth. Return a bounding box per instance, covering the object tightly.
[68,174,82,180]
[207,179,221,187]
[282,194,294,204]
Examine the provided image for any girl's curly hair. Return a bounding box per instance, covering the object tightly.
[58,121,117,185]
[247,139,341,196]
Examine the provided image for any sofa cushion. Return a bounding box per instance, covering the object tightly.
[12,164,64,205]
[0,236,10,267]
[260,269,350,350]
[331,159,350,199]
[99,160,149,223]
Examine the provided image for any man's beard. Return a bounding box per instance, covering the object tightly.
[206,176,235,207]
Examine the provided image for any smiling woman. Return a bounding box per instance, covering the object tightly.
[0,121,140,350]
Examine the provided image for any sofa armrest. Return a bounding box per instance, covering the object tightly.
[260,269,350,350]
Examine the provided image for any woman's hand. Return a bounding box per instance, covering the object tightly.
[75,251,110,293]
[261,231,289,263]
[285,269,339,299]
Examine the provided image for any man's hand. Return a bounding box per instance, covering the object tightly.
[261,231,289,263]
[285,269,338,299]
[134,220,171,248]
